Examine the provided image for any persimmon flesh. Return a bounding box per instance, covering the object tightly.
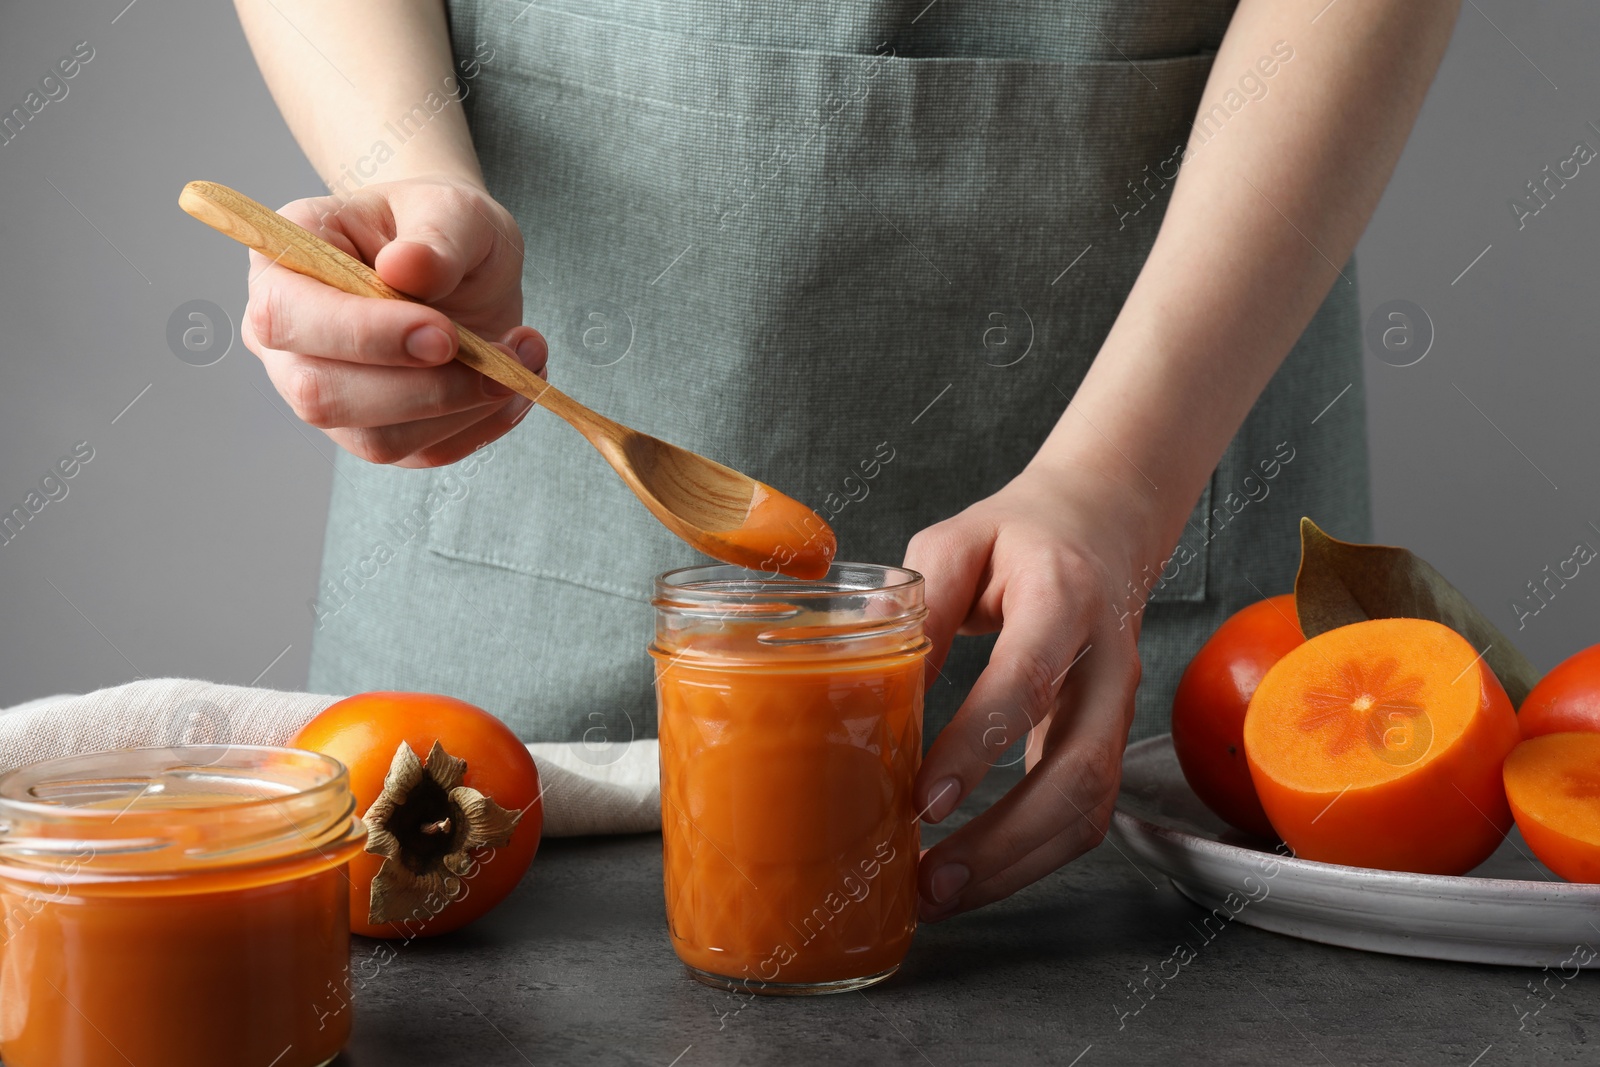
[1504,732,1600,883]
[1244,618,1520,875]
[1171,594,1302,838]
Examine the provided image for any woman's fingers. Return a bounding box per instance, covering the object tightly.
[278,179,517,309]
[245,184,523,369]
[252,345,513,430]
[399,392,537,468]
[373,213,489,305]
[912,559,1096,823]
[312,340,537,464]
[917,619,1141,921]
[246,266,460,368]
[903,519,990,675]
[901,468,1159,918]
[327,396,518,466]
[236,178,538,468]
[500,325,550,378]
[273,196,364,258]
[371,180,517,304]
[921,784,1117,920]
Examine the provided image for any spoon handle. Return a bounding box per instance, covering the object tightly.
[178,180,560,411]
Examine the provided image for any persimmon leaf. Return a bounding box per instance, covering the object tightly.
[1294,517,1542,707]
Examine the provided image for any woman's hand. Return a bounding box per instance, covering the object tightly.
[241,175,547,468]
[905,462,1168,922]
[902,0,1464,923]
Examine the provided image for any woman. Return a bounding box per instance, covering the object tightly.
[233,0,1460,922]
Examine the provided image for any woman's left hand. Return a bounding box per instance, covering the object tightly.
[904,461,1170,921]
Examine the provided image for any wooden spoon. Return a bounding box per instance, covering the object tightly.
[179,180,835,580]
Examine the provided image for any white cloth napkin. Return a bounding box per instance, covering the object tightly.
[0,679,659,838]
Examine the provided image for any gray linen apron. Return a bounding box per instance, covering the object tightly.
[307,0,1371,748]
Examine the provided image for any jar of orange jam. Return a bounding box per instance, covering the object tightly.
[0,745,366,1067]
[652,563,930,995]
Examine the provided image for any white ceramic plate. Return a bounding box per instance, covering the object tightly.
[1110,734,1600,968]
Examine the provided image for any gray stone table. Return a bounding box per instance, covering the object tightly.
[341,769,1596,1066]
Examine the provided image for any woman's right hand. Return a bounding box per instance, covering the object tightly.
[241,174,547,468]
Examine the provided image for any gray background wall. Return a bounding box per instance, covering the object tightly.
[0,1,1595,704]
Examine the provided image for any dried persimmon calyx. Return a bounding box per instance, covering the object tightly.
[361,740,521,926]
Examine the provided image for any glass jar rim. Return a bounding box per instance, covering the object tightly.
[0,745,363,876]
[652,562,928,663]
[655,562,923,605]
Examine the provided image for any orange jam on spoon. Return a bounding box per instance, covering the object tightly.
[706,483,836,580]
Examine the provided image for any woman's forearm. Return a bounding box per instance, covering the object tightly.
[1031,0,1461,564]
[233,0,484,192]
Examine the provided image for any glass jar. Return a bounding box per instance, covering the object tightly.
[651,562,930,995]
[0,745,366,1067]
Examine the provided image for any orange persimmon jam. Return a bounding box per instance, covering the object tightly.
[651,563,930,994]
[0,745,365,1067]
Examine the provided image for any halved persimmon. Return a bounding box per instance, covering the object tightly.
[1504,732,1600,883]
[1172,594,1302,839]
[1243,617,1520,874]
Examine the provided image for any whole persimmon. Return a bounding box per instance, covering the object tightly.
[1518,644,1600,737]
[293,692,542,939]
[1171,594,1302,839]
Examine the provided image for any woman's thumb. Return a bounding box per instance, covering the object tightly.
[372,185,497,302]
